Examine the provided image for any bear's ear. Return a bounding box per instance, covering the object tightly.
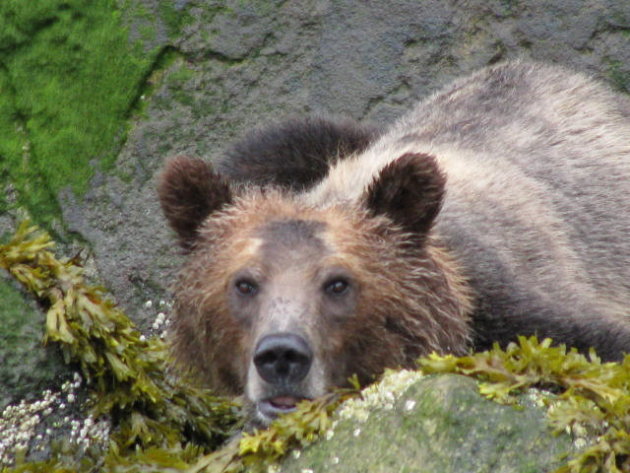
[158,156,233,250]
[363,153,445,238]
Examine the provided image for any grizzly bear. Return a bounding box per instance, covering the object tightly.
[158,61,630,425]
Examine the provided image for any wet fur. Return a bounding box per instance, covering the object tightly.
[158,61,630,424]
[306,61,630,359]
[164,185,471,398]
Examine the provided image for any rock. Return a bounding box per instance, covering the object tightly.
[0,278,66,410]
[54,0,630,323]
[0,0,628,466]
[281,373,575,473]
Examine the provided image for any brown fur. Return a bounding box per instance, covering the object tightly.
[157,156,233,251]
[167,184,471,393]
[159,154,471,424]
[158,61,630,424]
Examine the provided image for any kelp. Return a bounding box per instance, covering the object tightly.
[419,337,630,473]
[0,222,241,471]
[1,222,628,473]
[189,385,361,473]
[0,221,358,473]
[199,338,630,473]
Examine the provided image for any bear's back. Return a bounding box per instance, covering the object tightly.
[308,61,630,355]
[424,63,628,322]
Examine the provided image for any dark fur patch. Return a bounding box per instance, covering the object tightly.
[158,156,232,250]
[217,116,379,190]
[256,219,328,268]
[364,153,446,238]
[259,219,326,249]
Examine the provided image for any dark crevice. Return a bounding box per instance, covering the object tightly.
[202,30,277,66]
[204,49,246,65]
[124,44,183,121]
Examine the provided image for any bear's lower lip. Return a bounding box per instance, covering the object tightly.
[257,395,309,419]
[270,395,301,409]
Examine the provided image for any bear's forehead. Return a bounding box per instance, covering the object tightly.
[253,218,328,261]
[222,196,370,264]
[257,218,326,247]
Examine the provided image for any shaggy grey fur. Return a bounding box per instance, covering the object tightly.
[306,61,630,359]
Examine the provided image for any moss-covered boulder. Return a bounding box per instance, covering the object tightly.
[280,373,574,473]
[230,340,629,473]
[0,278,65,409]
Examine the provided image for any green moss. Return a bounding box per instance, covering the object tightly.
[0,0,159,228]
[158,0,194,39]
[607,59,630,94]
[0,278,65,409]
[282,374,574,473]
[126,46,181,122]
[419,338,630,473]
[139,51,196,117]
[167,62,196,107]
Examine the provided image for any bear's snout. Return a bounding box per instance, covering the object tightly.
[254,332,313,385]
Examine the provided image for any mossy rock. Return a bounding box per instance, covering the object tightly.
[281,374,574,473]
[0,278,66,410]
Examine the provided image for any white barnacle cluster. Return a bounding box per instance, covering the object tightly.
[0,372,110,466]
[520,389,549,408]
[67,415,111,452]
[266,464,281,473]
[337,369,422,424]
[559,410,593,451]
[145,299,173,340]
[554,404,595,451]
[0,385,64,466]
[0,399,45,466]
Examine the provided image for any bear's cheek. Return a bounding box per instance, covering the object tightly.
[324,296,405,387]
[197,307,252,392]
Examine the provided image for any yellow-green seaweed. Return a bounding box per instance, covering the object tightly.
[1,222,628,473]
[419,338,630,473]
[0,222,240,471]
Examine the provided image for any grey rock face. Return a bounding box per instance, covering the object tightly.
[58,0,630,326]
[0,277,66,409]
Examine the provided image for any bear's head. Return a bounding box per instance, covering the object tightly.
[158,154,471,424]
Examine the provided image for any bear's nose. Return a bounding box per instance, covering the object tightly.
[254,333,313,385]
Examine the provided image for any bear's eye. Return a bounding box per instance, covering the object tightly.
[235,279,258,297]
[324,278,350,296]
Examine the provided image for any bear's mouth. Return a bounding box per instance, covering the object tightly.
[257,395,310,420]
